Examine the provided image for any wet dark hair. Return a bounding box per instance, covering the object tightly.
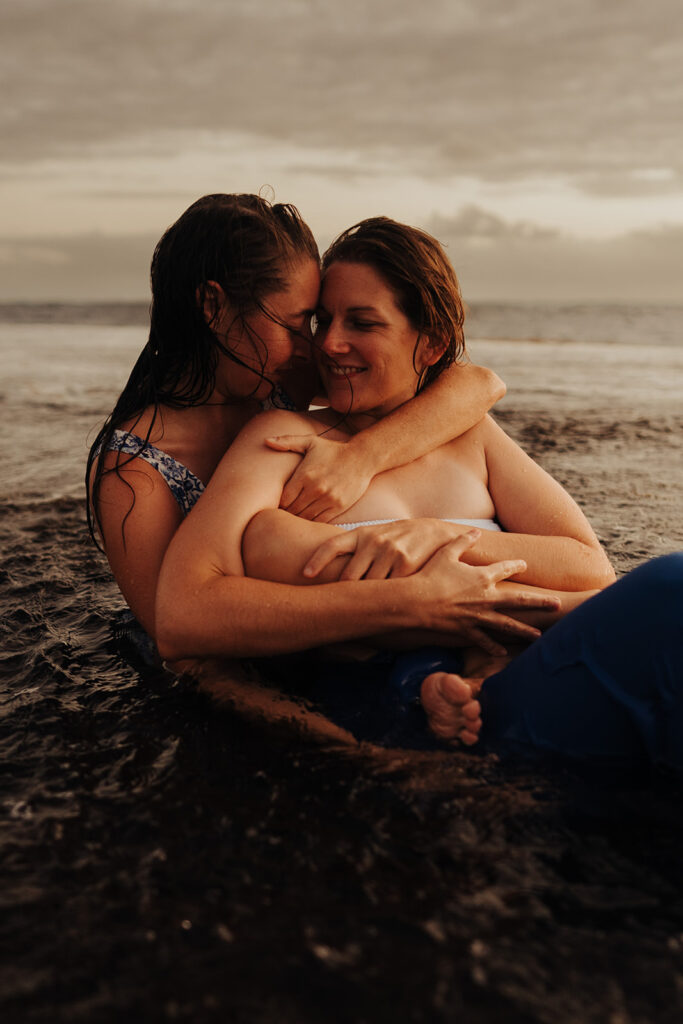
[321,216,466,392]
[86,193,318,546]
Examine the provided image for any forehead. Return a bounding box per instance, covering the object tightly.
[320,261,398,308]
[272,259,320,313]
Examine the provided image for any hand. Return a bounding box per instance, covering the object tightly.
[411,532,561,655]
[265,434,374,521]
[303,518,457,581]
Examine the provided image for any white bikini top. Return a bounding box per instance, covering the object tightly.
[335,517,501,532]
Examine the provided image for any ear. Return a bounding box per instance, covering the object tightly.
[197,280,227,326]
[418,333,448,369]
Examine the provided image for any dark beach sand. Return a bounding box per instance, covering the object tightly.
[469,337,683,572]
[2,331,683,1023]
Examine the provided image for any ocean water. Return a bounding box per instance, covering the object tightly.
[2,303,683,1023]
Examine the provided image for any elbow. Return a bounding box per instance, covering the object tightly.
[155,600,188,663]
[597,560,617,589]
[242,508,286,579]
[155,578,199,662]
[482,366,506,404]
[580,547,617,591]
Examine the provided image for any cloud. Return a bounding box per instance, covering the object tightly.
[3,215,683,303]
[0,233,156,301]
[427,209,683,302]
[431,206,559,243]
[3,0,683,190]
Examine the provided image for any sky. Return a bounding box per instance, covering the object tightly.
[2,0,683,303]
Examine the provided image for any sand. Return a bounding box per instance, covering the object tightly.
[468,338,683,574]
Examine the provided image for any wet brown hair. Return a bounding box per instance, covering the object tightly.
[87,193,319,547]
[321,216,466,390]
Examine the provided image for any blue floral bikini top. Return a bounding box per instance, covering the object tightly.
[104,387,296,516]
[105,430,204,516]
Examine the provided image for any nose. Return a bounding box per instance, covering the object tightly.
[319,318,350,356]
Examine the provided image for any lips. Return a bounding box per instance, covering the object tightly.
[324,364,367,378]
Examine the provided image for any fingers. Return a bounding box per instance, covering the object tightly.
[472,612,541,642]
[282,487,331,519]
[303,534,355,578]
[265,434,313,454]
[487,558,528,584]
[461,628,509,657]
[280,476,346,519]
[343,548,395,581]
[279,478,305,512]
[295,499,339,522]
[444,528,480,557]
[499,592,561,610]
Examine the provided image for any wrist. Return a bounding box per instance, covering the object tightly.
[344,430,383,478]
[389,575,430,630]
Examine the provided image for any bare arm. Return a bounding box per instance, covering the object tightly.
[94,454,184,637]
[298,418,615,592]
[467,416,615,589]
[269,364,505,520]
[243,508,595,643]
[155,409,559,661]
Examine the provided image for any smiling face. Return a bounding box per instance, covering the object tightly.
[213,258,320,401]
[315,261,439,418]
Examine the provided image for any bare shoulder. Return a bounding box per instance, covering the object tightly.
[443,412,496,451]
[477,413,522,450]
[235,408,324,446]
[95,451,182,540]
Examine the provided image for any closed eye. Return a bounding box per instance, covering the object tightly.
[351,320,380,331]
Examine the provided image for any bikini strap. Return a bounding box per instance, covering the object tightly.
[105,430,205,516]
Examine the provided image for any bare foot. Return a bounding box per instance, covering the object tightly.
[420,672,484,746]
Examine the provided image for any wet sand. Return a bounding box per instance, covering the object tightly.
[3,322,683,1023]
[468,338,683,573]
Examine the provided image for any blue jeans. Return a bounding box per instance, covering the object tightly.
[479,553,683,771]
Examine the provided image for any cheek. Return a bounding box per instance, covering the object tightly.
[262,329,289,362]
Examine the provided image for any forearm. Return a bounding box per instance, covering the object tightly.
[243,508,346,585]
[241,510,589,652]
[244,508,613,593]
[155,571,415,661]
[346,364,505,476]
[492,580,599,627]
[459,530,615,591]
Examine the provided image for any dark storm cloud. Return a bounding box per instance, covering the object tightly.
[3,0,682,191]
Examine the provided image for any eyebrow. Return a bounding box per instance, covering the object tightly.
[316,304,382,315]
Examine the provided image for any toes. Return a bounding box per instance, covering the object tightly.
[458,727,481,746]
[421,672,473,708]
[460,699,481,721]
[421,672,483,747]
[439,673,473,704]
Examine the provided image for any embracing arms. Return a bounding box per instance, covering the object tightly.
[154,410,557,661]
[273,363,505,519]
[92,363,501,635]
[289,416,615,592]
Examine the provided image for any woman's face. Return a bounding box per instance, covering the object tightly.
[216,258,320,401]
[315,261,430,418]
